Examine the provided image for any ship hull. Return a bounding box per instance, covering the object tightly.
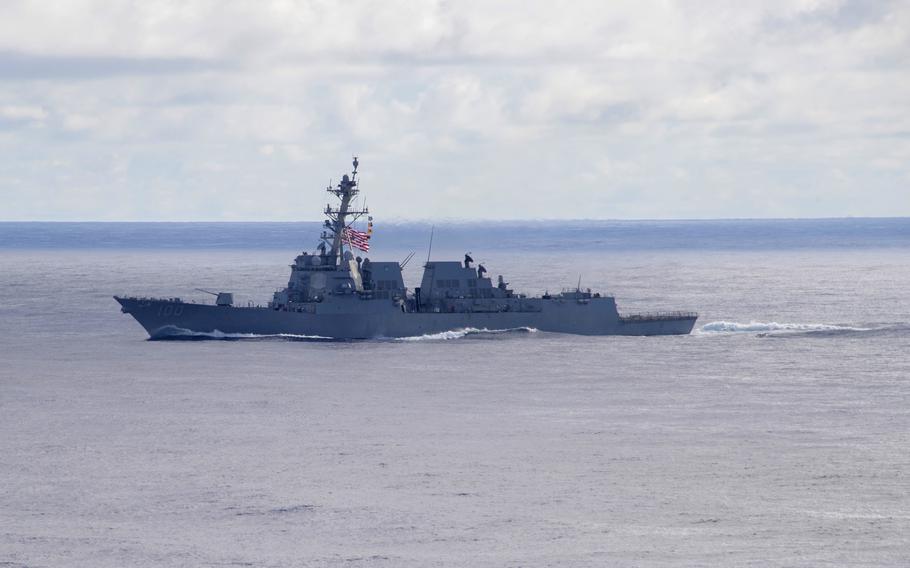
[115,297,697,339]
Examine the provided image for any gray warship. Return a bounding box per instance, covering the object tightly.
[116,158,697,339]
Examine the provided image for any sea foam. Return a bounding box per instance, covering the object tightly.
[396,327,538,342]
[152,326,333,341]
[697,321,869,335]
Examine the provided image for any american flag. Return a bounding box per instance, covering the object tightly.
[342,218,372,252]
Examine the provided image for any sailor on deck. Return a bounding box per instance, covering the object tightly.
[361,257,372,289]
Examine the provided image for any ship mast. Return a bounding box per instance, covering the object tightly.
[320,157,368,267]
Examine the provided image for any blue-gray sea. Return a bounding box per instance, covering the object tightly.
[2,219,909,567]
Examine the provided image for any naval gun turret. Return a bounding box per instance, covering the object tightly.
[196,288,234,307]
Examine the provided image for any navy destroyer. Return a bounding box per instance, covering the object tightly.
[116,158,697,339]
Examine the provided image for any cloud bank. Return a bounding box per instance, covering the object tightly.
[0,0,907,220]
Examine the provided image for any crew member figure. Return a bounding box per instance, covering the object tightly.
[361,257,373,289]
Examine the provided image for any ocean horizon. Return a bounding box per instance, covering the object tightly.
[2,217,908,251]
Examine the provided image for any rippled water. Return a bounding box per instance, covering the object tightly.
[1,221,909,566]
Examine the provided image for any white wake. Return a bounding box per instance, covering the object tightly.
[396,327,538,342]
[153,326,333,340]
[696,321,869,335]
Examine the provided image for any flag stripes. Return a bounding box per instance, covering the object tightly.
[342,227,371,252]
[342,217,373,252]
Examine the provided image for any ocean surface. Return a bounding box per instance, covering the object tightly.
[1,219,909,567]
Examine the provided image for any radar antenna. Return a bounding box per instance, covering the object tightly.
[320,156,369,267]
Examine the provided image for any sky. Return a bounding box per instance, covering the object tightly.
[0,0,908,221]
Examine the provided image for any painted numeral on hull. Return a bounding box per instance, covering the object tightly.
[157,305,184,317]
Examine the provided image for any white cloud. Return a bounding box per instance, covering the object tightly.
[0,104,48,121]
[0,0,907,220]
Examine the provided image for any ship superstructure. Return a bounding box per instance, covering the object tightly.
[116,158,697,339]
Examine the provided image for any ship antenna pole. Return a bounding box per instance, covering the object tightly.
[425,225,435,265]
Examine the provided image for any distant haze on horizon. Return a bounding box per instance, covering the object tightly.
[0,1,908,221]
